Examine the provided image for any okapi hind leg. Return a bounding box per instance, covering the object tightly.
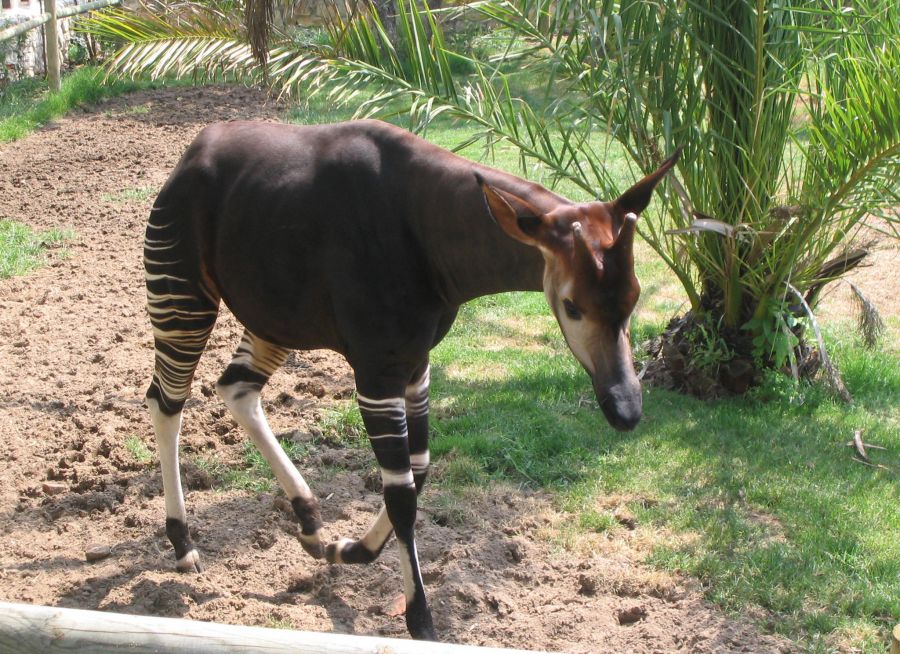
[326,361,431,566]
[215,330,325,559]
[145,219,220,574]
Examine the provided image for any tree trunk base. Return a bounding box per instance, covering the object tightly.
[640,311,818,398]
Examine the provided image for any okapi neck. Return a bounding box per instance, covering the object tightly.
[414,166,550,306]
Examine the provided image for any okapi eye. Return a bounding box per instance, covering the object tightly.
[563,299,582,320]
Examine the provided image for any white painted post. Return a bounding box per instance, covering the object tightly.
[0,602,558,654]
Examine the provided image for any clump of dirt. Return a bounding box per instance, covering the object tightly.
[0,84,794,653]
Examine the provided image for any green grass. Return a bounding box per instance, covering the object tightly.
[0,219,72,278]
[124,435,154,466]
[101,185,157,205]
[427,291,899,651]
[191,437,313,493]
[0,66,174,143]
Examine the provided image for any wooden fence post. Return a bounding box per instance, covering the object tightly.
[0,601,557,654]
[45,0,60,91]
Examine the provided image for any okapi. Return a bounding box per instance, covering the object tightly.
[144,118,679,640]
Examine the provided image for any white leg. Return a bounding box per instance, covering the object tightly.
[216,380,324,558]
[148,397,202,573]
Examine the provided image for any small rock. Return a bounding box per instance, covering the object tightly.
[385,593,406,617]
[85,545,112,562]
[294,381,326,398]
[42,481,68,496]
[617,605,648,625]
[253,529,277,550]
[505,538,526,563]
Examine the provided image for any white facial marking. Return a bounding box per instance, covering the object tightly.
[558,310,598,375]
[544,276,597,375]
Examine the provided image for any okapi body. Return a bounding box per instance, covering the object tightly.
[144,119,678,640]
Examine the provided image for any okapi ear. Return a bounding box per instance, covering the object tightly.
[475,172,545,246]
[614,147,682,216]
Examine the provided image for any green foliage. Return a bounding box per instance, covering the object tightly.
[743,297,802,370]
[0,219,71,278]
[578,509,618,534]
[76,0,255,83]
[101,185,157,204]
[317,402,367,446]
[193,437,311,492]
[684,312,735,375]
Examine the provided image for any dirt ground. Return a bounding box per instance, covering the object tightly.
[0,84,814,653]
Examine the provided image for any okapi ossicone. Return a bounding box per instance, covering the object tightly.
[144,119,678,640]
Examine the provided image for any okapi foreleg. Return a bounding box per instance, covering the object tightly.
[326,362,432,566]
[215,330,325,559]
[356,391,435,640]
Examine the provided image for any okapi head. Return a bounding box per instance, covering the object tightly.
[476,151,680,431]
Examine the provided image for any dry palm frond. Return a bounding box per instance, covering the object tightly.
[245,0,273,67]
[787,283,851,404]
[847,281,885,348]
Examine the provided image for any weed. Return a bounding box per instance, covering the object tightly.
[262,615,294,630]
[317,402,367,446]
[578,509,618,534]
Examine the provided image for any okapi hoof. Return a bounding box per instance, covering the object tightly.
[298,535,324,560]
[175,549,203,573]
[325,538,378,565]
[407,608,437,641]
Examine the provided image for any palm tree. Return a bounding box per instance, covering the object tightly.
[80,0,899,396]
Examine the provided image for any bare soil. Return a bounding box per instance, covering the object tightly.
[0,85,796,653]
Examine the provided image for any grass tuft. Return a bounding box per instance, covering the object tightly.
[124,435,154,466]
[0,219,72,278]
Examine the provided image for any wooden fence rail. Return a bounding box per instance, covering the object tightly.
[0,602,557,654]
[0,0,121,43]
